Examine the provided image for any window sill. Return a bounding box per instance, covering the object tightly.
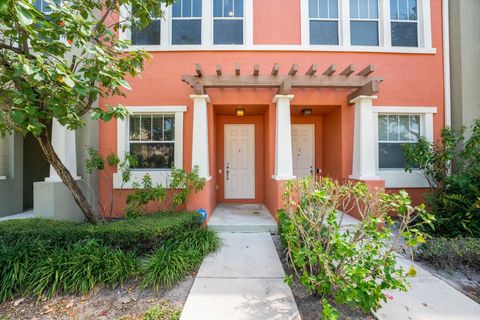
[113,170,172,189]
[123,44,436,55]
[378,169,429,188]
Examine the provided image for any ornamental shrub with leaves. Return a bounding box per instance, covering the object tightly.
[0,0,174,223]
[403,120,480,237]
[279,177,434,319]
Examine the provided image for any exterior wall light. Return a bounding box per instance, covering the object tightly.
[302,108,312,116]
[236,109,245,116]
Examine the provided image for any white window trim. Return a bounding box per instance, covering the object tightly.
[300,0,433,53]
[373,106,437,188]
[114,106,187,189]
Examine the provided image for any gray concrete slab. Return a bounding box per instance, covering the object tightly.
[374,275,480,320]
[0,209,34,222]
[181,278,301,320]
[208,204,278,234]
[198,233,285,278]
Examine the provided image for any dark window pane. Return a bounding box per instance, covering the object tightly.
[140,115,152,140]
[172,19,201,44]
[310,21,338,45]
[193,0,202,17]
[390,0,398,20]
[409,0,417,20]
[234,0,243,17]
[399,0,408,20]
[152,114,164,140]
[350,0,358,19]
[130,143,174,169]
[164,115,175,140]
[329,0,338,18]
[309,0,318,18]
[183,0,192,17]
[132,20,160,45]
[213,0,222,17]
[172,0,182,17]
[224,0,233,17]
[391,22,417,47]
[378,115,388,141]
[379,143,408,169]
[129,115,141,141]
[214,20,243,44]
[350,21,378,46]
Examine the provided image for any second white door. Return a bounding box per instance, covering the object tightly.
[291,124,315,178]
[224,124,255,199]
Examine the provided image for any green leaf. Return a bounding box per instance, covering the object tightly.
[117,79,131,90]
[407,266,417,277]
[11,110,25,124]
[63,76,75,88]
[15,5,34,26]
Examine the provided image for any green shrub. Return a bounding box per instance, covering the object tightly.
[0,212,202,253]
[279,177,433,318]
[403,120,480,237]
[143,302,181,320]
[416,237,480,271]
[142,229,219,290]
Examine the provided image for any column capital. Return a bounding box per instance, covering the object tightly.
[273,94,294,103]
[189,94,210,103]
[349,95,377,104]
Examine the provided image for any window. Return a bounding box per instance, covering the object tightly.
[213,0,243,45]
[172,0,202,45]
[128,113,175,169]
[378,114,420,169]
[131,5,161,45]
[350,0,379,46]
[390,0,418,47]
[309,0,339,45]
[34,0,60,14]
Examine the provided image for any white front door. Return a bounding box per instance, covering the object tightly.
[291,124,315,178]
[224,124,255,199]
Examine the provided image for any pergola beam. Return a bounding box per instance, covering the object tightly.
[195,64,203,77]
[322,64,336,76]
[340,64,355,76]
[271,63,279,76]
[288,64,298,76]
[235,63,240,76]
[216,64,222,76]
[347,80,380,103]
[358,64,374,77]
[305,64,317,76]
[253,64,259,76]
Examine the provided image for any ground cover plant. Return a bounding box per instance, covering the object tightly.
[279,177,433,319]
[403,120,480,237]
[0,213,219,303]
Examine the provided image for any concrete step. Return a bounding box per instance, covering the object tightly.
[207,204,278,234]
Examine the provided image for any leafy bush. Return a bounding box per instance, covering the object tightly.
[0,212,202,253]
[416,237,480,271]
[143,301,181,320]
[403,120,480,237]
[279,177,433,319]
[126,166,206,218]
[141,229,219,290]
[0,239,139,302]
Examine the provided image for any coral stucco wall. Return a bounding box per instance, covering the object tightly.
[99,0,445,218]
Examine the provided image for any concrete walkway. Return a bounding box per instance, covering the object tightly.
[208,204,278,234]
[0,209,34,222]
[180,232,300,320]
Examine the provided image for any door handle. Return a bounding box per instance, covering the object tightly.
[226,163,230,181]
[310,165,314,175]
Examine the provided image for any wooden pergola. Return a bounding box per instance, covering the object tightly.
[182,63,383,104]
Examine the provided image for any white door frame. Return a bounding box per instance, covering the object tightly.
[224,124,255,199]
[291,124,315,178]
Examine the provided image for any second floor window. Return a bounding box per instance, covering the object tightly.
[131,5,161,45]
[309,0,339,45]
[390,0,418,47]
[172,0,202,45]
[213,0,243,45]
[34,0,60,14]
[350,0,379,46]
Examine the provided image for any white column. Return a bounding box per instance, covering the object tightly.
[190,94,211,179]
[46,120,79,181]
[350,95,379,180]
[273,94,295,180]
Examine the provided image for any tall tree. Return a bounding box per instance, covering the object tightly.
[0,0,173,223]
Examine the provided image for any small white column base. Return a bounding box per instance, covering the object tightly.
[273,94,295,180]
[190,94,211,179]
[350,95,380,180]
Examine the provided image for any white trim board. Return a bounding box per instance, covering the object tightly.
[373,106,437,114]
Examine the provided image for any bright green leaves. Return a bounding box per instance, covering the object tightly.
[15,1,35,26]
[117,79,131,90]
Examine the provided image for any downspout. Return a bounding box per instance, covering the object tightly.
[442,0,451,128]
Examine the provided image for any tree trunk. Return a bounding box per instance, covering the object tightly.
[36,130,97,224]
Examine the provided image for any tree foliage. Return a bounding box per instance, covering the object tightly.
[0,0,174,223]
